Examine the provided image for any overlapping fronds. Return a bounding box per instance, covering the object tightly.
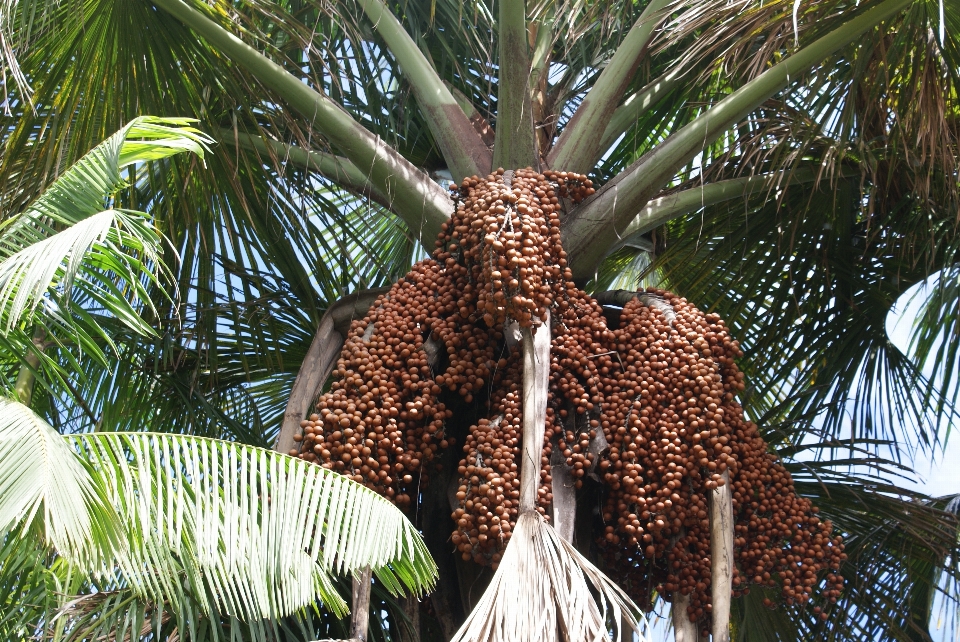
[0,0,958,639]
[903,266,960,424]
[0,398,108,560]
[652,0,960,211]
[0,520,55,639]
[0,208,165,335]
[0,116,208,327]
[0,116,210,408]
[0,396,437,635]
[0,0,423,436]
[0,115,209,231]
[76,431,436,611]
[647,175,956,458]
[48,569,419,642]
[29,196,418,441]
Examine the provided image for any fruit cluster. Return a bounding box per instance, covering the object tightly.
[296,169,844,629]
[444,168,593,327]
[592,294,845,631]
[293,259,459,508]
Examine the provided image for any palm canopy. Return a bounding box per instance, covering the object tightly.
[0,0,958,639]
[0,115,436,641]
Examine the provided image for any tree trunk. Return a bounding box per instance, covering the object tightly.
[400,593,421,642]
[421,432,470,640]
[13,326,45,407]
[351,567,373,642]
[671,592,699,642]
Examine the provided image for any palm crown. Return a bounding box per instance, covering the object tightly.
[0,0,958,640]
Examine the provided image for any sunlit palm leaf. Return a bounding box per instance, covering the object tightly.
[0,116,210,404]
[0,396,437,633]
[0,398,106,561]
[0,209,163,335]
[0,115,209,236]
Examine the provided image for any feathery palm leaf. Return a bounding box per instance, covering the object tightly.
[648,175,956,458]
[0,523,56,640]
[0,397,437,637]
[0,116,210,408]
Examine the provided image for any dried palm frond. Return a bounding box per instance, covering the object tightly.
[449,511,649,642]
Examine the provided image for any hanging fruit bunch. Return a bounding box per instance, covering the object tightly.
[294,168,845,629]
[592,293,845,632]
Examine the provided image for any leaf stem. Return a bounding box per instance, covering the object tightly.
[228,131,393,209]
[152,0,452,245]
[548,0,672,173]
[568,169,820,278]
[493,0,539,170]
[563,0,912,261]
[596,66,684,160]
[356,0,492,181]
[519,311,551,513]
[13,326,45,407]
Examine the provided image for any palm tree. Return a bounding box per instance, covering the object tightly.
[0,0,958,640]
[0,117,436,641]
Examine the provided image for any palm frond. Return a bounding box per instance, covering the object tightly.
[0,209,163,335]
[0,398,107,561]
[0,115,209,231]
[0,116,210,402]
[0,524,54,640]
[655,0,959,214]
[0,397,438,630]
[0,115,209,334]
[784,466,959,642]
[649,176,955,458]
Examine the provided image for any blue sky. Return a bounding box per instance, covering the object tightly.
[885,276,960,500]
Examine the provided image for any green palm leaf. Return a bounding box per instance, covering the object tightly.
[0,209,163,334]
[0,116,209,241]
[0,116,211,408]
[0,398,105,561]
[0,522,56,639]
[1,0,958,638]
[0,115,209,328]
[0,396,437,634]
